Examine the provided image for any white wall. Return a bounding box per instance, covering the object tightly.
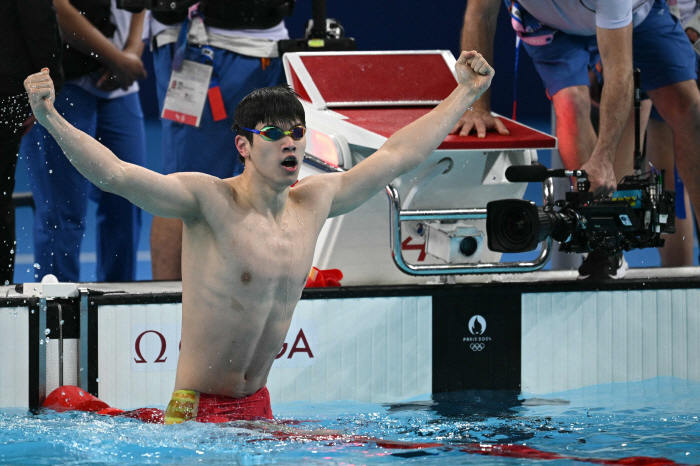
[522,289,700,394]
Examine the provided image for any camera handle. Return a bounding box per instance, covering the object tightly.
[504,164,589,193]
[633,68,642,174]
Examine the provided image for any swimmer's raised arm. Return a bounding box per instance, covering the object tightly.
[322,51,494,217]
[24,69,202,221]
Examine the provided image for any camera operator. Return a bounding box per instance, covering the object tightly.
[459,0,700,279]
[136,0,294,280]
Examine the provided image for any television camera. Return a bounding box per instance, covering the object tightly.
[486,69,677,257]
[486,164,676,255]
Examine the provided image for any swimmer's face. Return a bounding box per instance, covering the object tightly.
[237,121,306,186]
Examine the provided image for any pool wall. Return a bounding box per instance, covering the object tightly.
[0,274,699,410]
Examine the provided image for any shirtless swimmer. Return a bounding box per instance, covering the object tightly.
[24,50,495,424]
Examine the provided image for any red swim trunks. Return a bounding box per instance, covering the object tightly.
[43,385,273,425]
[163,387,273,424]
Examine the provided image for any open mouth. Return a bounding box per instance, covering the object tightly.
[281,156,299,170]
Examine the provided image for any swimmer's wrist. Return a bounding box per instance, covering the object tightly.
[455,85,482,109]
[34,107,58,127]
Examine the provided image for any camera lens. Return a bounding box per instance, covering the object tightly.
[459,237,478,256]
[487,199,543,253]
[502,208,532,245]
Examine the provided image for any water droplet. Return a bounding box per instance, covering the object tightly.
[96,378,100,382]
[39,339,44,345]
[44,328,50,335]
[33,263,41,269]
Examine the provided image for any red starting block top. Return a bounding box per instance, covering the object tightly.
[335,107,556,150]
[283,51,556,151]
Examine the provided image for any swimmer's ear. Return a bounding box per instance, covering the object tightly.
[235,134,251,161]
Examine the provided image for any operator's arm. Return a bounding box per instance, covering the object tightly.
[452,0,509,137]
[322,51,494,217]
[54,0,146,89]
[25,69,201,221]
[97,9,147,90]
[581,24,633,195]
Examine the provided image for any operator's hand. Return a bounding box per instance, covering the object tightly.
[450,106,510,138]
[95,69,122,92]
[580,155,617,197]
[455,50,494,98]
[24,68,55,125]
[108,51,147,90]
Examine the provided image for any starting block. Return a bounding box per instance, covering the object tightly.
[285,51,557,285]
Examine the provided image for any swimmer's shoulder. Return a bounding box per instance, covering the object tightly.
[291,172,343,196]
[166,172,232,198]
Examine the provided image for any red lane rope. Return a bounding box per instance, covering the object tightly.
[44,386,687,466]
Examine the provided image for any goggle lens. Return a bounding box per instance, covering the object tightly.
[262,127,284,140]
[259,125,306,141]
[289,125,306,139]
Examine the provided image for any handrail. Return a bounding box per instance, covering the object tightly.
[301,153,554,275]
[385,177,554,275]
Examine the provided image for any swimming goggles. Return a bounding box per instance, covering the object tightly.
[239,125,306,141]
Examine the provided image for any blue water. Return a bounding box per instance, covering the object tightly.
[1,377,699,465]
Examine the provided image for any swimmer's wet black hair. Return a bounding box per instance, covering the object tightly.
[233,84,305,164]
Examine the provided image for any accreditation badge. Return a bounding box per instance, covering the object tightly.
[161,59,213,127]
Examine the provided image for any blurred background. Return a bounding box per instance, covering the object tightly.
[11,0,696,282]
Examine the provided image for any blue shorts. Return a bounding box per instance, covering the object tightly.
[21,85,145,282]
[521,0,697,97]
[152,43,285,177]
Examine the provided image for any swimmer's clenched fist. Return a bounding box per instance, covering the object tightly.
[455,50,494,97]
[24,68,55,123]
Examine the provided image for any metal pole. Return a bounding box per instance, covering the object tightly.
[78,290,89,392]
[58,303,63,388]
[38,298,47,405]
[311,0,327,38]
[633,68,642,174]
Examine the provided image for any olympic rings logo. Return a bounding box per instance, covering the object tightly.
[470,343,485,352]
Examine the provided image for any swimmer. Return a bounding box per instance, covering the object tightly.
[24,50,494,424]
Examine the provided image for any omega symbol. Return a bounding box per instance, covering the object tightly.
[134,330,168,363]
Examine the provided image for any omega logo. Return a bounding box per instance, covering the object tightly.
[276,328,314,359]
[134,330,168,364]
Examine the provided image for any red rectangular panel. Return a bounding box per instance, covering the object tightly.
[162,109,198,126]
[335,107,556,150]
[300,54,456,104]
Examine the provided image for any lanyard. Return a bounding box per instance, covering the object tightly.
[172,4,227,121]
[172,3,202,72]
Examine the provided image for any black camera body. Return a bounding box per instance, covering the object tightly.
[487,168,676,256]
[116,0,198,12]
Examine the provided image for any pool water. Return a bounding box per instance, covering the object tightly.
[1,377,698,465]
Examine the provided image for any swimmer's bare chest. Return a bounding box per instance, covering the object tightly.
[176,193,327,395]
